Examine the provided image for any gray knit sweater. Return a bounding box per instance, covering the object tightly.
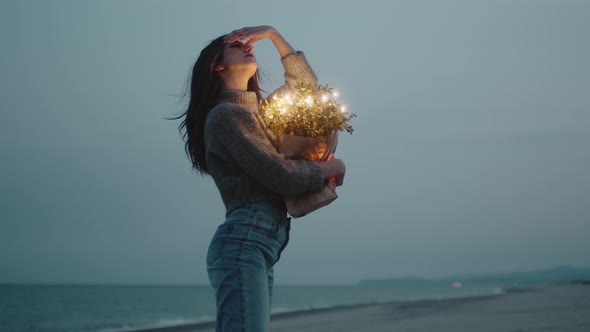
[204,51,325,216]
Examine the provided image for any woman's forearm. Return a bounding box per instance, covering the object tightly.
[318,159,346,186]
[318,159,346,180]
[269,29,295,58]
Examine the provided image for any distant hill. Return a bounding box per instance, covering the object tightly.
[357,265,590,287]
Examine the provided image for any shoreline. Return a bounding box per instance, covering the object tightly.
[129,285,537,332]
[128,283,590,332]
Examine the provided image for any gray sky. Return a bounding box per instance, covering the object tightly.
[1,0,589,285]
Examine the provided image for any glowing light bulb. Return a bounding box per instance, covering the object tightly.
[321,95,328,102]
[332,90,339,98]
[340,105,346,112]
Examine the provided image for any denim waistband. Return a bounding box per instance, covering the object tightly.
[243,201,289,223]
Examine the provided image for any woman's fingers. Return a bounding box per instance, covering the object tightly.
[244,37,262,46]
[224,26,274,44]
[225,35,248,44]
[224,32,243,43]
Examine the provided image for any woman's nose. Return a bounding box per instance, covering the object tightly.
[245,45,253,54]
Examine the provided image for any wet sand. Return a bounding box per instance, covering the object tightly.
[138,284,590,332]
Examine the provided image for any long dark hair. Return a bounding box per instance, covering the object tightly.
[166,35,263,176]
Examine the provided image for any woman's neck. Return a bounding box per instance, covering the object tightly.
[221,82,248,91]
[220,74,249,91]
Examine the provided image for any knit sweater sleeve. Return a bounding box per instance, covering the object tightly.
[267,51,318,99]
[206,104,325,195]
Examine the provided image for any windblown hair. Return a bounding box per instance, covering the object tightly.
[167,35,263,175]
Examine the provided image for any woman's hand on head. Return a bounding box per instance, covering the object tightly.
[224,26,277,46]
[225,26,295,58]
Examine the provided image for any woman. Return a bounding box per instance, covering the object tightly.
[173,26,346,331]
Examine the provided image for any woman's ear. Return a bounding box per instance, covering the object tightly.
[215,65,224,72]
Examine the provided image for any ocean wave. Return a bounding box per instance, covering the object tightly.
[97,316,214,332]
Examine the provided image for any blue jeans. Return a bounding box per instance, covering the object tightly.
[206,202,291,332]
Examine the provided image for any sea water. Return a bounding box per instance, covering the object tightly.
[0,284,502,332]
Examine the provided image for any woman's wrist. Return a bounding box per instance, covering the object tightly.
[269,29,295,58]
[267,27,279,40]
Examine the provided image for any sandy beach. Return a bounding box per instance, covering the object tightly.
[140,284,590,332]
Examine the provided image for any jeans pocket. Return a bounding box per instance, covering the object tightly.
[251,210,281,237]
[206,224,233,267]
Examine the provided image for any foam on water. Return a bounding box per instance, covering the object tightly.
[97,317,214,332]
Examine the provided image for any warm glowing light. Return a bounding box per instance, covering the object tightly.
[260,82,355,137]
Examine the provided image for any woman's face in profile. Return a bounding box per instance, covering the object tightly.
[219,41,257,72]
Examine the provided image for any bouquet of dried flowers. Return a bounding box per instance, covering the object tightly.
[260,82,355,217]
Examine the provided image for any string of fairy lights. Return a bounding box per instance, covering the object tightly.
[260,82,356,138]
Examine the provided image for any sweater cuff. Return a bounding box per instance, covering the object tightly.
[280,50,305,61]
[281,51,308,73]
[306,160,325,192]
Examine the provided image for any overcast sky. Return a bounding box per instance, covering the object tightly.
[1,0,589,285]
